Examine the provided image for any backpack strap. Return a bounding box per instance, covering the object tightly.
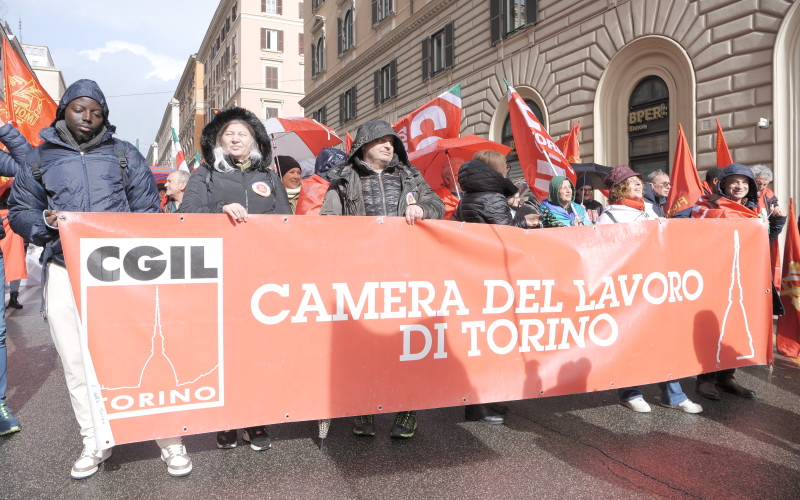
[114,141,128,169]
[30,147,44,183]
[605,211,618,224]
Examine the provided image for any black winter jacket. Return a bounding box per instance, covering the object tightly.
[180,107,292,215]
[452,160,525,227]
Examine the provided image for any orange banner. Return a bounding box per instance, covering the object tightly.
[57,215,773,446]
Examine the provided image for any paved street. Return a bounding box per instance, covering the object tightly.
[1,283,799,500]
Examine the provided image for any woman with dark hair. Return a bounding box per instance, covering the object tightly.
[180,107,291,451]
[598,165,703,414]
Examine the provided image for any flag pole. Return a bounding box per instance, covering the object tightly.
[445,151,461,198]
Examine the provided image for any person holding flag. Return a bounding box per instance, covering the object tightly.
[0,117,32,437]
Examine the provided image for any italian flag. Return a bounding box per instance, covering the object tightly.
[172,128,189,172]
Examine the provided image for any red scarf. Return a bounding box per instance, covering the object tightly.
[614,197,645,211]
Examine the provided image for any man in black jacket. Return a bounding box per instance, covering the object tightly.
[321,120,443,439]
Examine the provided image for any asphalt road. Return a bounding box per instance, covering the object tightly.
[1,284,799,500]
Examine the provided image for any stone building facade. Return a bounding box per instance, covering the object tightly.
[300,0,800,206]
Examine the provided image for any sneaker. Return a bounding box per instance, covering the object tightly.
[242,426,271,451]
[352,414,376,437]
[71,445,112,479]
[0,404,21,436]
[160,443,192,477]
[620,397,652,413]
[390,411,417,438]
[660,399,703,414]
[216,429,238,449]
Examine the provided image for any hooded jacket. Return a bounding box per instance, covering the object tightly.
[180,107,292,215]
[320,120,444,219]
[539,176,591,227]
[8,79,160,268]
[452,160,525,227]
[0,123,33,239]
[691,163,785,241]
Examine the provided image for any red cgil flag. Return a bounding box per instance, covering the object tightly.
[715,118,733,167]
[665,124,704,217]
[393,84,462,154]
[1,35,57,146]
[345,131,353,154]
[507,84,575,199]
[555,122,581,163]
[777,199,800,359]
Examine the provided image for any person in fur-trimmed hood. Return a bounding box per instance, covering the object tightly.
[180,107,291,220]
[320,120,443,440]
[320,119,444,224]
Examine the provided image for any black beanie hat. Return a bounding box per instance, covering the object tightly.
[275,155,301,177]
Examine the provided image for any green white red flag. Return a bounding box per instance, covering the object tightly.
[507,84,575,199]
[1,35,57,146]
[171,128,189,172]
[665,123,703,217]
[393,84,462,154]
[777,198,800,359]
[716,118,733,167]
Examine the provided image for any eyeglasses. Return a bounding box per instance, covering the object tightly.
[654,181,671,187]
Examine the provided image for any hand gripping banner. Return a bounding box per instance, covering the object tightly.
[57,214,773,445]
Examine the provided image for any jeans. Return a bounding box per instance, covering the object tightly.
[618,380,688,406]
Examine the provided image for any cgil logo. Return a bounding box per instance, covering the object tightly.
[86,244,219,282]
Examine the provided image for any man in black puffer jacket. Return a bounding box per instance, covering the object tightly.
[320,120,444,223]
[8,79,192,480]
[320,119,443,439]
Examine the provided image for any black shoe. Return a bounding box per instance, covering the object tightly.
[717,378,756,399]
[390,411,417,438]
[465,404,505,425]
[242,426,271,451]
[696,380,721,400]
[216,429,238,449]
[488,403,508,415]
[352,415,376,437]
[7,292,22,309]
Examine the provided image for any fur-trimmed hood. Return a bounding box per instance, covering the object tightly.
[200,107,272,168]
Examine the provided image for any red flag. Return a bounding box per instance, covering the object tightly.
[393,84,462,154]
[507,85,575,199]
[0,99,10,122]
[715,118,733,167]
[295,174,330,216]
[777,199,800,358]
[345,132,353,154]
[555,122,581,163]
[665,124,703,217]
[1,36,57,146]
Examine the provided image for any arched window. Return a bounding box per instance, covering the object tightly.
[312,35,325,76]
[627,76,669,175]
[342,10,353,52]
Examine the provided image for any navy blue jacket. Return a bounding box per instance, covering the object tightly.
[0,123,32,178]
[8,79,160,267]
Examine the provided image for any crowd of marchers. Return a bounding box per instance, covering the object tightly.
[0,79,790,480]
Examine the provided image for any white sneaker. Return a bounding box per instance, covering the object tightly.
[71,445,112,479]
[161,443,192,477]
[661,398,703,414]
[620,396,652,413]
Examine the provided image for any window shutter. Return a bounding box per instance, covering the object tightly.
[299,2,304,18]
[277,0,283,15]
[372,0,378,25]
[444,22,454,69]
[526,0,539,25]
[262,0,266,13]
[278,30,284,51]
[490,0,503,45]
[339,93,346,124]
[350,86,357,119]
[299,33,304,55]
[311,42,317,76]
[261,28,267,50]
[338,17,343,55]
[421,38,430,81]
[390,59,397,98]
[374,69,381,106]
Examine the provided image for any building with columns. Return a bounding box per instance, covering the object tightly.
[300,0,800,207]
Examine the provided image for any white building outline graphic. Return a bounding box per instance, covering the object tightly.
[717,230,755,362]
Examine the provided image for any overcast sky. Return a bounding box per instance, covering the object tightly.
[1,0,219,152]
